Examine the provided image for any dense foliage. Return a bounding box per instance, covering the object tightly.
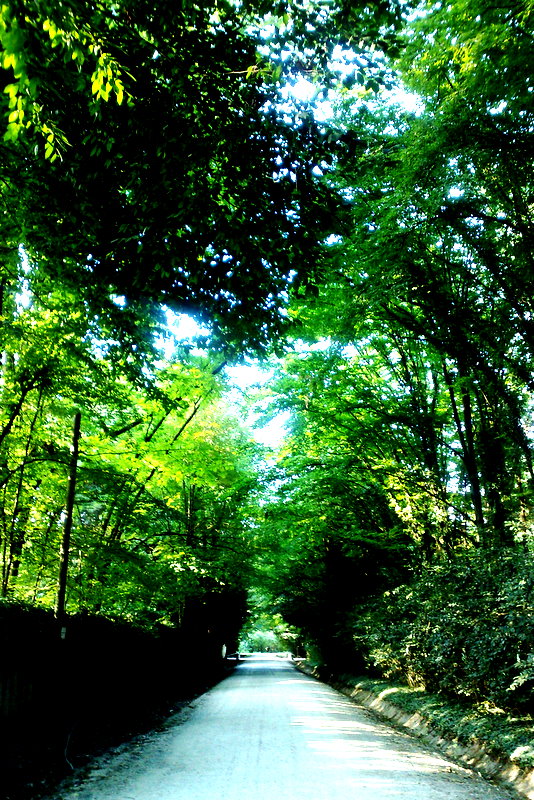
[0,255,263,641]
[0,0,394,353]
[248,0,534,712]
[0,0,532,721]
[356,551,534,709]
[0,0,356,643]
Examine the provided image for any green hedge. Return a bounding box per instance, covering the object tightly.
[353,550,534,712]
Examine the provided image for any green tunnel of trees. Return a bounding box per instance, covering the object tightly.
[0,0,533,726]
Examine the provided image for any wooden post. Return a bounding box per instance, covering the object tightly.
[56,411,82,637]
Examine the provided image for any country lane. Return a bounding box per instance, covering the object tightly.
[46,655,516,800]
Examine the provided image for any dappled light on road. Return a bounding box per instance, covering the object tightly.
[44,658,513,800]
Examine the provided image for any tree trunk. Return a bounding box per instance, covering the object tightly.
[56,411,82,635]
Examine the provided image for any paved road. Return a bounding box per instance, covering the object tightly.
[49,656,515,800]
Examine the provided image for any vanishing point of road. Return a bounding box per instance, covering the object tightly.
[49,655,516,800]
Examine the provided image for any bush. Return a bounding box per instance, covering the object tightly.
[354,549,534,711]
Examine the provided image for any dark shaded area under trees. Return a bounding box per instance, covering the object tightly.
[0,597,245,800]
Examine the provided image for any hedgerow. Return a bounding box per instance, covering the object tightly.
[353,549,534,713]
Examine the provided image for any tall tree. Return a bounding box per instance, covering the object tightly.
[314,0,534,540]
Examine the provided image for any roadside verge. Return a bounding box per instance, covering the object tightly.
[296,663,534,800]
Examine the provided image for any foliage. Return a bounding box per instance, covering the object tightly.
[353,550,534,712]
[0,0,392,355]
[253,401,413,667]
[0,250,259,639]
[271,337,471,556]
[0,0,418,684]
[323,92,534,540]
[239,601,298,653]
[0,0,533,729]
[241,0,534,714]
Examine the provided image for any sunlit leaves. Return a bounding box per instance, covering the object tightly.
[0,254,259,625]
[0,0,402,353]
[0,2,127,152]
[400,0,534,116]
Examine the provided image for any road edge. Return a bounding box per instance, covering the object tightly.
[295,662,534,800]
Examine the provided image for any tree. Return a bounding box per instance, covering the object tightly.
[242,0,534,694]
[247,342,415,666]
[318,12,534,540]
[0,247,260,634]
[0,0,369,355]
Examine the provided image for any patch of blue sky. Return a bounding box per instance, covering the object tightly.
[252,408,292,448]
[154,308,211,360]
[283,64,424,128]
[224,360,291,449]
[15,246,31,312]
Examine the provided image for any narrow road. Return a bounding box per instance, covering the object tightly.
[49,656,515,800]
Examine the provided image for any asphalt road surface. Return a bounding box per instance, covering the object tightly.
[48,655,516,800]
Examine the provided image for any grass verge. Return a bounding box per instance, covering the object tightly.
[335,674,534,773]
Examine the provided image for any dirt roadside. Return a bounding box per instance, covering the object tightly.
[296,664,534,800]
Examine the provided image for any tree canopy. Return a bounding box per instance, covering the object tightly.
[0,0,397,353]
[240,0,534,708]
[0,0,533,722]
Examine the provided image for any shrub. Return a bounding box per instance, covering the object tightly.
[354,549,534,711]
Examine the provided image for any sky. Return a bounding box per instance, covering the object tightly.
[224,362,292,448]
